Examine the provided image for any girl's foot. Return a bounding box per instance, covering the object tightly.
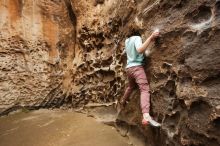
[142,113,161,127]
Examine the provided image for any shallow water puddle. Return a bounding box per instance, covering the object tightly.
[0,109,130,146]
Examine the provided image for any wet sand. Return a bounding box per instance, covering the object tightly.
[0,109,130,146]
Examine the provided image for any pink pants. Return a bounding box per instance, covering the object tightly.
[121,65,150,114]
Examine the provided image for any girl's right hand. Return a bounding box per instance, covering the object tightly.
[150,31,160,40]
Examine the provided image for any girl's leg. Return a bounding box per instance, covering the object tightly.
[120,74,136,106]
[133,66,150,114]
[133,66,161,127]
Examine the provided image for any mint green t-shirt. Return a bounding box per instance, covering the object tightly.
[125,36,144,68]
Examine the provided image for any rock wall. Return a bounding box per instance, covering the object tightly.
[113,0,220,146]
[0,0,220,146]
[0,0,76,111]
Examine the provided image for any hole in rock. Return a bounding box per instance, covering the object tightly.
[207,117,220,139]
[154,73,168,80]
[160,87,170,98]
[164,112,180,128]
[189,100,212,126]
[213,117,220,129]
[180,77,192,84]
[215,1,220,14]
[169,90,176,97]
[201,72,220,85]
[189,100,211,115]
[171,73,177,80]
[174,0,189,8]
[165,80,176,91]
[94,0,105,6]
[182,30,197,42]
[160,0,178,9]
[172,99,182,110]
[187,6,212,24]
[101,57,113,66]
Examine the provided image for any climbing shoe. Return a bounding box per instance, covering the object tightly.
[142,113,161,127]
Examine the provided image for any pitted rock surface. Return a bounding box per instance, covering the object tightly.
[0,0,76,111]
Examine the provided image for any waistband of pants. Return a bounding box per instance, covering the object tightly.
[126,65,143,70]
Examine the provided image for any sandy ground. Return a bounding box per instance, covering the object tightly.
[0,109,130,146]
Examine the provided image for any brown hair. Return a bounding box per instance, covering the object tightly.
[126,24,142,38]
